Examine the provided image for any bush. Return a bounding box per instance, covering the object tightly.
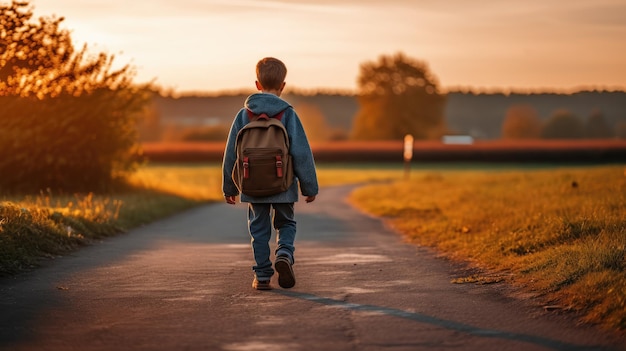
[616,121,626,139]
[0,1,149,192]
[0,90,147,192]
[585,110,613,139]
[541,109,585,139]
[501,104,541,139]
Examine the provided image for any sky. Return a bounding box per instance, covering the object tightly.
[28,0,626,94]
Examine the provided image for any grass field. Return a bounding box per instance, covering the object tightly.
[349,164,626,333]
[2,162,624,334]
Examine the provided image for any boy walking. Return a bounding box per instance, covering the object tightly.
[222,57,319,290]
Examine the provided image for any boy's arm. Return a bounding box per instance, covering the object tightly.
[285,109,319,198]
[222,111,246,202]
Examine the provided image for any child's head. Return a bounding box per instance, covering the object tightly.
[256,57,287,92]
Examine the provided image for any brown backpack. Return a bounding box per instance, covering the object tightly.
[232,109,294,197]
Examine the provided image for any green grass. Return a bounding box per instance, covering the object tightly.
[349,165,626,332]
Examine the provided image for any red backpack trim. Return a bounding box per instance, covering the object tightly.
[246,109,285,121]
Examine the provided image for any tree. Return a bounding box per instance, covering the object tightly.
[616,121,626,139]
[137,98,163,142]
[501,104,541,139]
[293,102,331,142]
[350,53,446,140]
[585,109,613,139]
[0,1,149,192]
[540,109,585,139]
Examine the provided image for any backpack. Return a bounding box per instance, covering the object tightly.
[232,109,294,197]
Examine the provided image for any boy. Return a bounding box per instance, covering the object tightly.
[222,57,319,290]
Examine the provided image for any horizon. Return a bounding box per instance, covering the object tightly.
[159,86,626,98]
[30,0,626,94]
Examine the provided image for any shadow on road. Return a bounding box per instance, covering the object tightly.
[272,290,608,351]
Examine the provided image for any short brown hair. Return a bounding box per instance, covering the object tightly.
[256,57,287,90]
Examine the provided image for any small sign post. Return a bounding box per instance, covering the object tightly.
[403,134,414,180]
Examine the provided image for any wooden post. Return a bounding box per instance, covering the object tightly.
[403,134,414,180]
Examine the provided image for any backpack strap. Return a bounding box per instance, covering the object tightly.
[246,109,285,121]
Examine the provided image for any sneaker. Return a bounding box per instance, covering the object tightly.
[275,255,296,288]
[252,278,272,290]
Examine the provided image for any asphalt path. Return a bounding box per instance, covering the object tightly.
[1,186,624,351]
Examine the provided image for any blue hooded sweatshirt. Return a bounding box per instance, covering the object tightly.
[222,93,319,203]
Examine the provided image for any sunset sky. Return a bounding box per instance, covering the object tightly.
[30,0,626,93]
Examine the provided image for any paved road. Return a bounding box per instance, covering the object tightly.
[1,186,624,351]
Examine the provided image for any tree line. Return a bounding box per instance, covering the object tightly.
[143,54,625,143]
[144,88,625,143]
[502,106,617,140]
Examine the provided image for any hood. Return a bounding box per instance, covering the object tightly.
[244,93,291,117]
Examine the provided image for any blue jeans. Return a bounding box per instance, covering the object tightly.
[247,203,296,280]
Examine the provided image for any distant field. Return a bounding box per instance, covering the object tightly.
[128,162,407,198]
[130,161,626,195]
[141,140,626,163]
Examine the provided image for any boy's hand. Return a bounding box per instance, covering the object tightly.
[225,196,236,205]
[305,195,316,203]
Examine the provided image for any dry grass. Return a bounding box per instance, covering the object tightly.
[127,163,224,201]
[349,165,626,332]
[127,162,407,196]
[0,164,220,275]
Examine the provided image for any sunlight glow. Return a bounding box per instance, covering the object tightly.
[30,0,626,93]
